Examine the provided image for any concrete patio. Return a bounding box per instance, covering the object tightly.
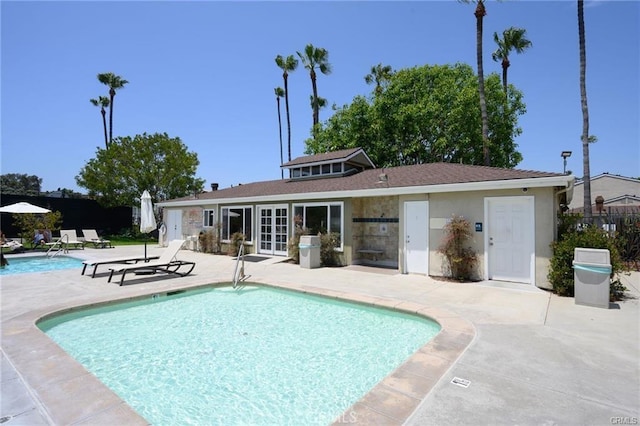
[1,245,638,425]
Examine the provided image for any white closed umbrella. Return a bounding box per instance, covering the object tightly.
[140,190,157,260]
[0,202,51,214]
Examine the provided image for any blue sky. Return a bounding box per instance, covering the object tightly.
[2,0,638,194]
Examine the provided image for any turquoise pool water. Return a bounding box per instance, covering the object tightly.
[0,255,83,275]
[40,286,440,425]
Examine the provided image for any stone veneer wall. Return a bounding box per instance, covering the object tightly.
[351,196,399,267]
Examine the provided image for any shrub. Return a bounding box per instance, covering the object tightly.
[287,225,307,264]
[199,223,221,254]
[319,232,341,267]
[13,211,63,244]
[227,232,245,256]
[548,225,627,298]
[438,215,478,281]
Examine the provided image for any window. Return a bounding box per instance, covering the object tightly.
[203,209,216,227]
[221,206,253,242]
[293,202,343,250]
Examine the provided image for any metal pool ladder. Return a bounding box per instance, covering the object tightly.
[232,242,246,289]
[46,234,69,258]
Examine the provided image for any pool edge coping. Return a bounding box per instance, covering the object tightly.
[6,279,476,425]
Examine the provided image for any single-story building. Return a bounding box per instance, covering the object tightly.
[157,148,574,289]
[569,172,640,213]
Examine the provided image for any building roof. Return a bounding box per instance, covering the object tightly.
[573,173,640,186]
[281,147,375,168]
[161,162,569,206]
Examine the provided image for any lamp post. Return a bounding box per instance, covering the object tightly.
[561,151,572,174]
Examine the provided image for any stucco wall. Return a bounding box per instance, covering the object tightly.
[399,187,557,288]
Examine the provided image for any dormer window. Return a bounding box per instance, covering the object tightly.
[282,148,375,181]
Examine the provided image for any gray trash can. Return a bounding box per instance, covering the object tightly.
[299,235,321,269]
[572,248,612,309]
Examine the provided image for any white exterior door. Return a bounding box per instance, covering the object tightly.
[166,209,183,243]
[258,205,288,256]
[486,197,534,284]
[404,201,429,274]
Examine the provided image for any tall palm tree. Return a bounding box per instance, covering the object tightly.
[461,0,490,166]
[364,63,394,96]
[578,0,592,220]
[275,55,298,161]
[492,27,532,93]
[274,87,285,178]
[89,96,110,149]
[97,72,129,144]
[297,44,332,129]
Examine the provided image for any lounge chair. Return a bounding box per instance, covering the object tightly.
[108,240,195,286]
[82,254,161,278]
[81,229,112,248]
[55,230,85,250]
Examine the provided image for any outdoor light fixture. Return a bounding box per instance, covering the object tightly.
[561,151,572,174]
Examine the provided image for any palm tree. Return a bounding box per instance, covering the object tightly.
[274,87,285,178]
[364,63,394,96]
[275,55,298,162]
[492,27,532,93]
[296,44,332,129]
[461,0,490,166]
[97,72,129,144]
[89,96,110,149]
[578,0,592,220]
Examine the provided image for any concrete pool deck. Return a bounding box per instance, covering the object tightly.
[1,245,638,425]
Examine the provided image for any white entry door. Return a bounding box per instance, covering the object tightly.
[404,201,429,274]
[486,197,534,284]
[258,205,288,256]
[166,209,183,243]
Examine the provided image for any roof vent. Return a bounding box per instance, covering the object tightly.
[211,183,219,191]
[377,173,388,183]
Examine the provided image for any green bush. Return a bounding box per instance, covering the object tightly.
[319,232,341,267]
[548,225,627,298]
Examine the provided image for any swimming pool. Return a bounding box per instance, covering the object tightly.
[0,255,83,275]
[40,285,440,425]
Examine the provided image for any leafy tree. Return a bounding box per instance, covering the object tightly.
[97,72,129,145]
[297,44,332,130]
[364,63,394,96]
[306,64,524,169]
[492,27,532,93]
[89,96,110,149]
[76,132,205,207]
[274,87,285,178]
[12,211,63,245]
[461,0,490,166]
[578,0,593,220]
[275,55,299,161]
[0,174,42,195]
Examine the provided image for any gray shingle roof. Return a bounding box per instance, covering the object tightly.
[281,147,366,167]
[168,162,564,203]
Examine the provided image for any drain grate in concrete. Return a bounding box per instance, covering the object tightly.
[451,377,471,388]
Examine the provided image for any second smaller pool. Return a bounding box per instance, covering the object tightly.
[0,255,83,276]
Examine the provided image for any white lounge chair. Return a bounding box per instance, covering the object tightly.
[47,229,84,250]
[107,240,195,286]
[81,229,112,248]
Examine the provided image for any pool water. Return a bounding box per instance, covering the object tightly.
[0,255,83,275]
[40,286,440,425]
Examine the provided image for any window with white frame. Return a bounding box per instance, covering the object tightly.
[293,202,343,250]
[221,206,253,242]
[203,209,216,227]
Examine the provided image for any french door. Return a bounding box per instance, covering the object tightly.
[258,205,288,256]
